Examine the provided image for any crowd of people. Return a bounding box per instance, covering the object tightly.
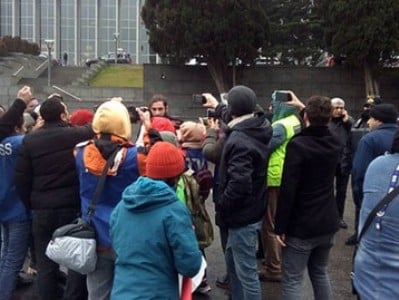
[1,84,399,300]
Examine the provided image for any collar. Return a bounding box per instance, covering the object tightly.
[228,113,254,128]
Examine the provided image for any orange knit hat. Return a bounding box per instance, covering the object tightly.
[146,142,185,179]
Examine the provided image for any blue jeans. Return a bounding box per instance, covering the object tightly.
[281,234,335,300]
[225,221,262,300]
[0,220,31,300]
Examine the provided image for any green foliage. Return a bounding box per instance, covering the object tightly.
[0,36,40,55]
[261,0,325,65]
[141,0,270,91]
[323,0,399,68]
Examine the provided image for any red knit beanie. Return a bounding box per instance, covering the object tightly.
[151,117,176,134]
[146,142,185,179]
[70,109,94,126]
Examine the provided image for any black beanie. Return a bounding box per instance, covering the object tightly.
[227,85,256,117]
[369,104,398,124]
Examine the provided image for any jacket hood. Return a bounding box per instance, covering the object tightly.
[227,114,272,144]
[121,176,178,212]
[272,101,297,122]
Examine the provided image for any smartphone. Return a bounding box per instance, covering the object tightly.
[192,94,206,104]
[273,90,292,102]
[207,109,216,118]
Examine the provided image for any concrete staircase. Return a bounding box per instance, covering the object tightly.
[71,61,107,86]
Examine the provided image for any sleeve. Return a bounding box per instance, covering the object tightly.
[214,103,231,124]
[202,129,224,164]
[269,123,287,152]
[0,99,26,141]
[69,125,95,144]
[275,141,302,235]
[219,138,253,213]
[14,138,33,208]
[352,137,373,200]
[165,203,202,277]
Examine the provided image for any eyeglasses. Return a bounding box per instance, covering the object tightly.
[333,107,344,110]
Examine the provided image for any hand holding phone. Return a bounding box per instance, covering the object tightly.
[273,90,292,102]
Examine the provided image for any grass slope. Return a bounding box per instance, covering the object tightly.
[89,65,143,87]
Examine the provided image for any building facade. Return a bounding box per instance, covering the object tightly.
[0,0,155,65]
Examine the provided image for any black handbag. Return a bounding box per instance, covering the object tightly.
[46,147,120,274]
[351,185,399,295]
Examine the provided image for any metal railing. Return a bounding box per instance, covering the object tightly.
[12,66,24,77]
[52,85,82,101]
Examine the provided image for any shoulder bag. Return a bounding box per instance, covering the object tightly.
[45,147,119,274]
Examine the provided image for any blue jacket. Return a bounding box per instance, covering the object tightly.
[354,153,399,299]
[0,135,31,222]
[75,145,139,248]
[110,176,202,300]
[352,124,398,201]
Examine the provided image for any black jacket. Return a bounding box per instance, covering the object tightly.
[14,121,94,210]
[328,117,353,173]
[217,114,272,228]
[275,126,341,239]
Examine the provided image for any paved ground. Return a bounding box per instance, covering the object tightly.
[13,185,358,300]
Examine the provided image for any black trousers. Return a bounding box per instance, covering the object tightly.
[335,167,350,219]
[32,208,87,300]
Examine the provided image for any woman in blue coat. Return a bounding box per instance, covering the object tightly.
[354,129,399,299]
[110,142,202,300]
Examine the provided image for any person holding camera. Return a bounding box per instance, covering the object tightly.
[203,85,272,300]
[259,90,304,282]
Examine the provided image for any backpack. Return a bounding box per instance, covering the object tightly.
[181,169,214,249]
[187,156,213,199]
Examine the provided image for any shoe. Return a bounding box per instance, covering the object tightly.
[195,281,211,294]
[345,234,357,246]
[339,219,348,229]
[258,269,282,282]
[215,274,229,290]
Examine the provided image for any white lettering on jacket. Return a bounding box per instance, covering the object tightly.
[0,143,12,156]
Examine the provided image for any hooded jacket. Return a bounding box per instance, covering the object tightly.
[110,176,202,300]
[217,113,272,228]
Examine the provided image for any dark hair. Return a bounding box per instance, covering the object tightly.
[40,97,65,122]
[305,95,332,126]
[149,94,168,108]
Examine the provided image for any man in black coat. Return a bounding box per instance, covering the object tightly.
[328,97,353,229]
[212,85,272,300]
[275,96,341,300]
[14,95,94,300]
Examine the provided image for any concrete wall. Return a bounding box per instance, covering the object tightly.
[143,64,377,119]
[0,85,144,112]
[1,64,398,121]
